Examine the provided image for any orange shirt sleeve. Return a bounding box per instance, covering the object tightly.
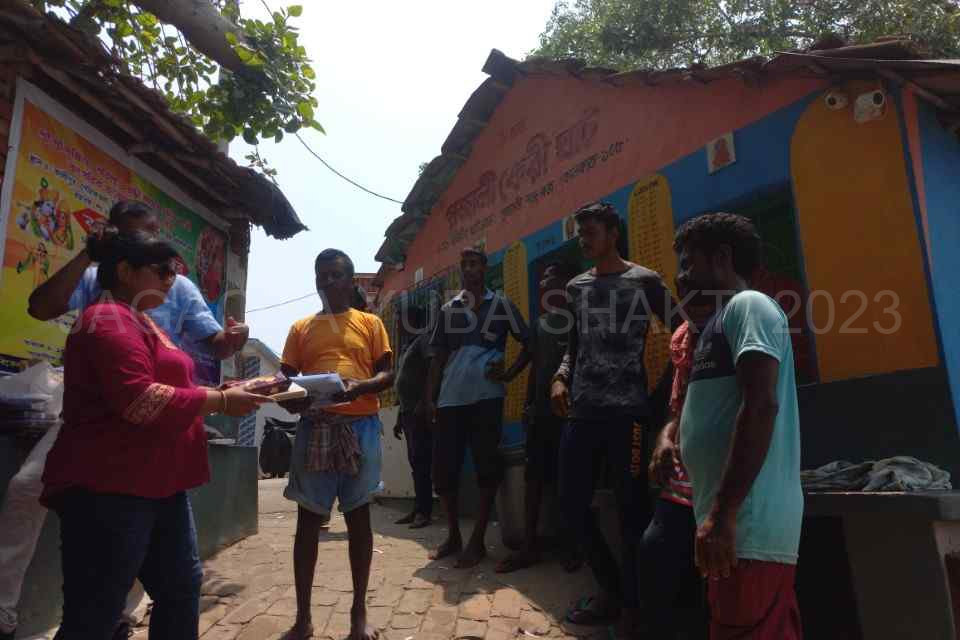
[368,315,392,363]
[281,319,303,373]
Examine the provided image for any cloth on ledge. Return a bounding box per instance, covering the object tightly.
[801,456,952,492]
[303,409,362,475]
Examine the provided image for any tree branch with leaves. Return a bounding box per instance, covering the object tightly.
[534,0,960,70]
[30,0,321,145]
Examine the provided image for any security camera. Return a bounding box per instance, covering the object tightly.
[825,91,848,110]
[854,89,887,123]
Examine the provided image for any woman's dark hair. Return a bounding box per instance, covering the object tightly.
[673,213,762,280]
[108,200,154,227]
[87,227,179,290]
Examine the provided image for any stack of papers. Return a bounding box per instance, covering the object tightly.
[288,373,347,406]
[269,382,307,402]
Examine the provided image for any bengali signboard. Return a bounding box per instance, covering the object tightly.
[0,81,228,384]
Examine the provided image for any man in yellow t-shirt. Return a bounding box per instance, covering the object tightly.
[279,249,393,640]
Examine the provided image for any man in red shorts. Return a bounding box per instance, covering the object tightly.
[673,213,803,639]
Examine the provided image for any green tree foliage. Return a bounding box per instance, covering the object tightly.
[534,0,960,70]
[30,0,321,144]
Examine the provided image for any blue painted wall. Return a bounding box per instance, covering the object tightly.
[917,101,960,431]
[661,96,816,224]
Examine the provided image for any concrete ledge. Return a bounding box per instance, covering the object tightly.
[806,490,960,520]
[0,439,258,636]
[191,443,259,558]
[803,491,960,639]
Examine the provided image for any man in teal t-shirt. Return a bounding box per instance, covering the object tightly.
[674,213,803,639]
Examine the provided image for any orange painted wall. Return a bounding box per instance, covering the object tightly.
[382,74,824,295]
[790,80,938,380]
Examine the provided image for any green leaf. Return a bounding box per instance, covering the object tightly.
[135,12,158,27]
[234,45,254,63]
[76,0,327,180]
[296,101,314,120]
[310,119,326,134]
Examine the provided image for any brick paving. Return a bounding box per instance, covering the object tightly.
[128,479,602,640]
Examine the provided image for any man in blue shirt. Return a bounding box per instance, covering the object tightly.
[424,246,531,568]
[673,213,803,639]
[28,200,247,358]
[0,201,247,640]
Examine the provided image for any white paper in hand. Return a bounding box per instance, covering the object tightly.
[290,374,347,406]
[269,382,307,402]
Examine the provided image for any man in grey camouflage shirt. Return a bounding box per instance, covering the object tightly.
[550,201,676,635]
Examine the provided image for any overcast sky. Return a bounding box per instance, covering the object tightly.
[230,1,557,353]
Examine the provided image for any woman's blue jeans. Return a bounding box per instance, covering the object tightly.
[52,490,202,640]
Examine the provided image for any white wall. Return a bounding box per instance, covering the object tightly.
[379,406,415,498]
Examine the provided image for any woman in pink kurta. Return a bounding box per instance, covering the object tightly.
[42,229,268,639]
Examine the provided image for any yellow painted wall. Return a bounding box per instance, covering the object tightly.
[628,174,677,392]
[791,81,938,381]
[502,241,530,422]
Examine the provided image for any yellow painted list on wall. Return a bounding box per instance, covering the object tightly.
[628,174,677,393]
[502,241,530,423]
[791,82,938,380]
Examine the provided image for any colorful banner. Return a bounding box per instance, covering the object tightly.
[0,94,227,384]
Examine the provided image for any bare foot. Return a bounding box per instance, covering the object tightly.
[281,619,314,640]
[430,536,462,560]
[409,513,432,529]
[350,606,379,640]
[455,542,487,568]
[495,549,539,573]
[394,511,416,525]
